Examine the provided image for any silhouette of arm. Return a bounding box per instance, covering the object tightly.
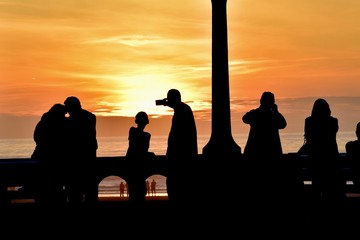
[274,110,287,129]
[242,109,256,124]
[145,132,151,152]
[304,117,312,141]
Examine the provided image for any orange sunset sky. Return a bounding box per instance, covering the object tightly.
[1,0,360,139]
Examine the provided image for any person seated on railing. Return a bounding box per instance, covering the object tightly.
[126,111,155,207]
[346,122,360,191]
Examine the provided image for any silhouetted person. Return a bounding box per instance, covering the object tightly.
[64,96,98,207]
[125,111,154,207]
[346,122,360,192]
[119,181,125,198]
[242,91,287,205]
[31,103,67,207]
[146,180,150,196]
[125,182,129,197]
[151,179,156,196]
[159,89,198,208]
[303,98,345,203]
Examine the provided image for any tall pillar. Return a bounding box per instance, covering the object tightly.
[202,0,241,161]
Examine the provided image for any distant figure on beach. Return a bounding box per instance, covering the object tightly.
[64,96,98,206]
[125,182,129,197]
[151,179,156,196]
[31,103,67,207]
[146,180,150,196]
[158,89,198,207]
[126,111,155,206]
[242,91,287,202]
[119,181,125,197]
[346,122,360,191]
[303,98,345,202]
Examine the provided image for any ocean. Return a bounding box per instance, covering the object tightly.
[0,132,356,198]
[0,132,355,159]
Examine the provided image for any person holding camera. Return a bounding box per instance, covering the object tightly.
[242,91,287,162]
[157,89,198,209]
[242,91,287,205]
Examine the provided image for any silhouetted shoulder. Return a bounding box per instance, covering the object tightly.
[86,109,96,118]
[346,140,360,154]
[330,116,338,123]
[144,131,151,139]
[242,109,256,123]
[128,126,136,135]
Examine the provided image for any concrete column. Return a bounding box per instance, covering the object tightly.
[202,0,241,161]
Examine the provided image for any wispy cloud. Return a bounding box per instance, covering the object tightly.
[82,35,163,47]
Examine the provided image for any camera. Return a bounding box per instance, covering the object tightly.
[155,98,168,106]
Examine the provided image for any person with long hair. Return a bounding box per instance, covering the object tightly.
[303,98,345,202]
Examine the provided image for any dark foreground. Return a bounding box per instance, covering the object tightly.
[2,197,360,238]
[1,154,359,237]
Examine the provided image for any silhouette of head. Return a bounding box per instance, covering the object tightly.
[311,98,331,118]
[49,103,66,117]
[167,89,181,108]
[260,91,275,108]
[64,96,81,115]
[135,111,149,126]
[356,122,360,139]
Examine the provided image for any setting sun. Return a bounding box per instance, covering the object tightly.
[1,0,360,139]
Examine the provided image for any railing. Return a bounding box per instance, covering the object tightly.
[0,155,169,204]
[0,153,357,204]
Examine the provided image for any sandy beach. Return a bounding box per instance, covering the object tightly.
[98,195,169,201]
